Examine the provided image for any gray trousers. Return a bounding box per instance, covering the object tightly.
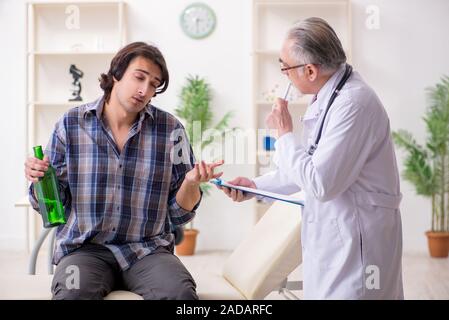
[51,244,198,300]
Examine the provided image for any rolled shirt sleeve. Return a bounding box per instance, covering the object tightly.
[167,124,202,226]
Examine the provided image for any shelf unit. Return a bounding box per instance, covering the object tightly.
[251,0,352,220]
[18,0,127,250]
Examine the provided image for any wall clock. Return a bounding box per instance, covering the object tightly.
[180,3,216,39]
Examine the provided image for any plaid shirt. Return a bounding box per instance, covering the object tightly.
[29,97,201,270]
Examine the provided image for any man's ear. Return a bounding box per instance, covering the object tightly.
[306,64,318,82]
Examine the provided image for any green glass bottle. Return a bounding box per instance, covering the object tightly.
[33,146,66,228]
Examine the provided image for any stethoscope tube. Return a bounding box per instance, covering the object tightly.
[307,64,353,156]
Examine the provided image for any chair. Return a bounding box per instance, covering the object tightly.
[225,196,302,299]
[1,194,302,300]
[13,225,140,300]
[23,223,185,300]
[186,194,303,300]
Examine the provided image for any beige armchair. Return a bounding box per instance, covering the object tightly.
[190,195,303,299]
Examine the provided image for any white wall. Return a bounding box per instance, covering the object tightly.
[1,0,448,253]
[131,0,255,251]
[351,0,449,253]
[0,0,28,250]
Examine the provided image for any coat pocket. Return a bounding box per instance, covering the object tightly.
[305,217,344,269]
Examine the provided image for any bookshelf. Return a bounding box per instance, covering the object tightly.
[17,0,127,250]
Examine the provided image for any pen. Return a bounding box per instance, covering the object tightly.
[283,82,292,100]
[273,82,292,111]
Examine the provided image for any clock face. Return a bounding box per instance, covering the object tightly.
[180,3,216,39]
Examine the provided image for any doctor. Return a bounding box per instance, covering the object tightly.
[220,17,403,299]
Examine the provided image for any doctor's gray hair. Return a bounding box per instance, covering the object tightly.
[286,17,346,73]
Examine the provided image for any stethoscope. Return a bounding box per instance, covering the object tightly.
[307,63,353,156]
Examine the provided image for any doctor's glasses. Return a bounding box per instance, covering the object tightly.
[280,63,306,74]
[279,59,321,75]
[279,58,306,75]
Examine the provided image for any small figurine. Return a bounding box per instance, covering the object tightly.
[69,64,84,101]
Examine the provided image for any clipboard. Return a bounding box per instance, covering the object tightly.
[209,178,304,207]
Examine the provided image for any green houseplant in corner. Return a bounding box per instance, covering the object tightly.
[174,75,233,255]
[393,76,449,258]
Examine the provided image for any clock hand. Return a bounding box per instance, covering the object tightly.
[194,17,200,33]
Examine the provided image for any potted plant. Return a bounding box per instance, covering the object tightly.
[174,75,234,255]
[393,76,449,258]
[174,221,199,256]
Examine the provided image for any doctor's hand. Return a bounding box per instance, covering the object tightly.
[265,98,293,138]
[217,176,257,202]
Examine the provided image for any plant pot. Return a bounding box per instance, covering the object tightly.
[425,231,449,258]
[175,229,199,256]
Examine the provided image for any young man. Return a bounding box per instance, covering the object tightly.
[24,42,223,300]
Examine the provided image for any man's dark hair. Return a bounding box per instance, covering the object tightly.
[99,42,169,103]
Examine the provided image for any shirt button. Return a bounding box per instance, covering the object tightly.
[117,206,120,211]
[119,164,122,169]
[112,227,116,232]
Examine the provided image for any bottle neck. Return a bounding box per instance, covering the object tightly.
[33,146,44,160]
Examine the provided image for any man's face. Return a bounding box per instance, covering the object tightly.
[112,56,162,114]
[280,39,314,95]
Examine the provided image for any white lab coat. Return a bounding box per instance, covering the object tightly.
[253,64,404,299]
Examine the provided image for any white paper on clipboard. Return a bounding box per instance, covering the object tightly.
[209,178,304,207]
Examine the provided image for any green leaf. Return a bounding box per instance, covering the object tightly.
[393,75,449,231]
[200,182,212,196]
[392,130,435,196]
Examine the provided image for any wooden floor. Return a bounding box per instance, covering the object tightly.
[0,250,448,299]
[401,252,449,299]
